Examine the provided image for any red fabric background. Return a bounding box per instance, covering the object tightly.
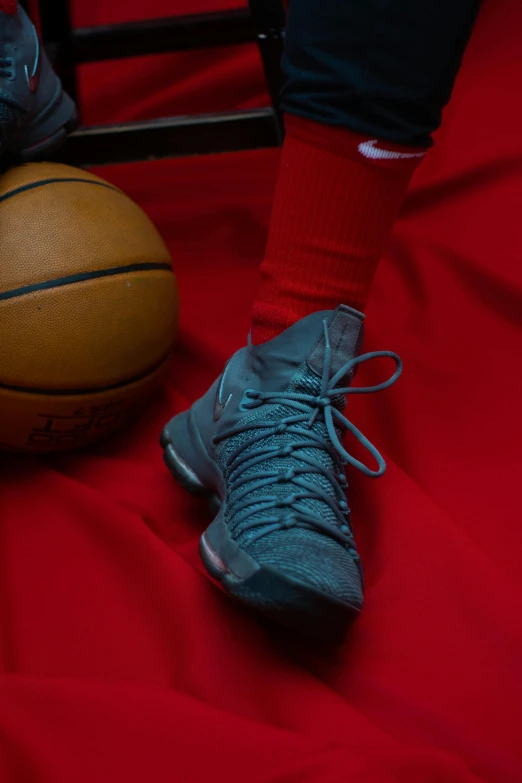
[1,1,522,781]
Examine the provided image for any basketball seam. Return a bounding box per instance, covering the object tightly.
[0,177,121,204]
[0,177,174,398]
[0,352,172,396]
[0,263,174,301]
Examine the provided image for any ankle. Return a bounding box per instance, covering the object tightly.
[250,114,425,345]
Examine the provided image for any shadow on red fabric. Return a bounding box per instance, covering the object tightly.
[1,1,521,781]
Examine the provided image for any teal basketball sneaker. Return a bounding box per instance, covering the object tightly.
[0,4,76,158]
[161,306,401,637]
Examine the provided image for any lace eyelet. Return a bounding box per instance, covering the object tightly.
[238,388,260,412]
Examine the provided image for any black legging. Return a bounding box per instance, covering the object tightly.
[281,0,482,147]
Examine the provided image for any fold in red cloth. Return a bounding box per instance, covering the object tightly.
[1,1,521,781]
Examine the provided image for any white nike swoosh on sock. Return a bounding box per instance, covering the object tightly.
[358,139,426,160]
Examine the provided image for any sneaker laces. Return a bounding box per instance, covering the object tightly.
[214,320,402,546]
[0,59,27,112]
[0,58,14,79]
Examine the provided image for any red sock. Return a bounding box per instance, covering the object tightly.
[0,1,17,14]
[251,115,426,344]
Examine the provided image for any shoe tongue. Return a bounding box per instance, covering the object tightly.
[306,305,364,383]
[248,305,364,393]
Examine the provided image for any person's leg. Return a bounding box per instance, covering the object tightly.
[250,116,425,342]
[163,0,482,635]
[251,0,482,343]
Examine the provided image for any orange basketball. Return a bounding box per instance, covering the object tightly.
[0,162,178,452]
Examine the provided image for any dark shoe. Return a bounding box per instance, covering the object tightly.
[0,5,76,159]
[161,306,401,637]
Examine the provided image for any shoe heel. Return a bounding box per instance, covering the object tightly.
[160,425,211,498]
[16,89,77,161]
[19,112,77,161]
[161,406,225,500]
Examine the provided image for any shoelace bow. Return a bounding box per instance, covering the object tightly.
[214,320,402,546]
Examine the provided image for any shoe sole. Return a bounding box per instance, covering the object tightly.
[161,424,359,640]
